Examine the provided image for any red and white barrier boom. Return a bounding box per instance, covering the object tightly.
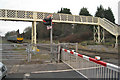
[62,48,119,72]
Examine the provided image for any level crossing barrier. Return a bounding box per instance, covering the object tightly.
[61,48,120,79]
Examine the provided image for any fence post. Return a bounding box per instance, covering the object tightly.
[57,43,61,63]
[76,43,78,53]
[27,44,31,62]
[29,52,31,62]
[27,44,29,62]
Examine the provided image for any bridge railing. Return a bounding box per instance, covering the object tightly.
[61,48,120,79]
[0,9,35,21]
[99,18,119,35]
[0,9,99,24]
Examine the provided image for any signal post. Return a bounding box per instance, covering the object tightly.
[43,15,54,62]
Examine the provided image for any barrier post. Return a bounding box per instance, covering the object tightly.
[75,43,78,52]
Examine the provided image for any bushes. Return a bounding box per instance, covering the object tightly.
[59,31,92,43]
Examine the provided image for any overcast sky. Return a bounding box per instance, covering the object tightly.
[0,0,119,36]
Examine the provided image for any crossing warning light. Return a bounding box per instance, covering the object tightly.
[43,17,52,26]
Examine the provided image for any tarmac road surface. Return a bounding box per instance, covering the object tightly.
[4,63,87,80]
[5,71,87,80]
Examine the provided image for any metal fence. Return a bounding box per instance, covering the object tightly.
[1,44,28,61]
[26,44,60,63]
[61,48,120,79]
[0,43,60,64]
[0,43,28,66]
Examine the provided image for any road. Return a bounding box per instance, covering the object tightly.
[4,63,87,80]
[5,71,87,79]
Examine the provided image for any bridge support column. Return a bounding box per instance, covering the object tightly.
[32,21,37,50]
[101,28,105,43]
[31,22,34,44]
[98,25,101,43]
[93,26,105,43]
[115,35,118,48]
[94,26,98,43]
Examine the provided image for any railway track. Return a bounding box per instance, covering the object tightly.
[77,48,118,65]
[68,47,118,65]
[78,48,118,54]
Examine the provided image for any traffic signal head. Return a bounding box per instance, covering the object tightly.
[43,17,52,26]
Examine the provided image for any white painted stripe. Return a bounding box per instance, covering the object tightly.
[24,73,30,77]
[32,69,74,73]
[77,66,102,71]
[74,52,78,56]
[83,55,89,61]
[107,63,120,72]
[24,73,30,79]
[36,65,98,72]
[67,50,70,53]
[72,50,75,52]
[62,48,65,51]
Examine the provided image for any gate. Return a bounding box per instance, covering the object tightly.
[1,44,28,65]
[0,43,60,64]
[26,44,60,63]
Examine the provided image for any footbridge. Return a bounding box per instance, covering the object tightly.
[0,9,120,47]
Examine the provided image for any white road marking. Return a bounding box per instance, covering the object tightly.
[24,73,30,80]
[31,69,73,73]
[31,66,99,74]
[24,73,30,77]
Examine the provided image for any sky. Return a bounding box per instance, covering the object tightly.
[118,1,120,25]
[0,0,119,36]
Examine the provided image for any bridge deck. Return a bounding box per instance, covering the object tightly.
[0,9,98,24]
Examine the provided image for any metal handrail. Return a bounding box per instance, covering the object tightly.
[103,18,118,27]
